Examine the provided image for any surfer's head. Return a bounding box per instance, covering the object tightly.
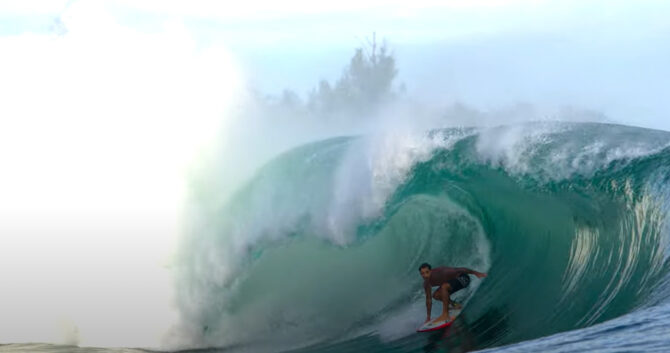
[419,263,432,279]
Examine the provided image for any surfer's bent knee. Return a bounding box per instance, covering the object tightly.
[441,283,452,294]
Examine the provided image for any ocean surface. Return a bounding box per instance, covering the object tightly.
[4,122,670,352]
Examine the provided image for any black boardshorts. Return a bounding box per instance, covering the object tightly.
[446,274,471,294]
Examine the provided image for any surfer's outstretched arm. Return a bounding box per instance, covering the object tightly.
[454,267,487,278]
[424,285,432,323]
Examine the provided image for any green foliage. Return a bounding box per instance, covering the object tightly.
[308,36,399,116]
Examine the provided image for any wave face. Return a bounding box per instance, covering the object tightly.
[176,122,670,352]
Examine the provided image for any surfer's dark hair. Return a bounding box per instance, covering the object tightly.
[419,263,432,271]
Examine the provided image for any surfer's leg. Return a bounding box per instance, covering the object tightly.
[441,283,451,315]
[432,288,442,301]
[432,283,452,322]
[445,274,470,309]
[441,287,459,308]
[433,286,455,305]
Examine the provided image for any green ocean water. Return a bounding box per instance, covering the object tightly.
[172,122,670,353]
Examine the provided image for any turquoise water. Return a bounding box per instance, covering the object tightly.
[171,122,670,352]
[5,122,669,353]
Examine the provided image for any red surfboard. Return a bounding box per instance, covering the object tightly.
[416,309,461,332]
[416,318,454,332]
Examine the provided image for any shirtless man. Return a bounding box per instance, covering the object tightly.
[419,262,487,324]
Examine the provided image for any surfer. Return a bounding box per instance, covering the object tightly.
[420,263,487,324]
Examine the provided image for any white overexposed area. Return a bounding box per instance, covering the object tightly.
[0,0,668,349]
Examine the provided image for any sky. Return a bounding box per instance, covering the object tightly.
[2,1,669,123]
[0,0,669,349]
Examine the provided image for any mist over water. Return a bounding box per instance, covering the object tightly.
[0,2,239,348]
[1,1,670,352]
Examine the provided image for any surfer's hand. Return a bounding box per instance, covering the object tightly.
[475,272,487,278]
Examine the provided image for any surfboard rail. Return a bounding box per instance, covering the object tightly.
[416,318,454,332]
[416,308,461,332]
